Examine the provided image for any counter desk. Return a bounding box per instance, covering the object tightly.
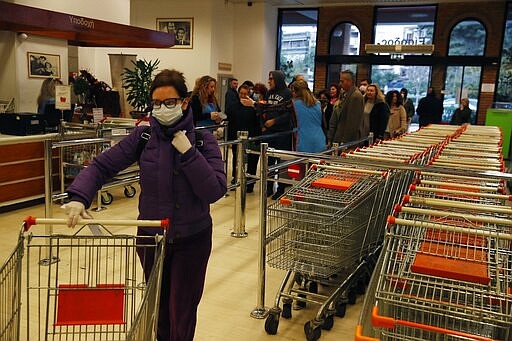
[0,133,59,210]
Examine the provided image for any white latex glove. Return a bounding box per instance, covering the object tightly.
[172,130,192,154]
[60,201,93,228]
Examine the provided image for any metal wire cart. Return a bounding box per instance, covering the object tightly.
[55,120,141,207]
[356,125,512,341]
[0,217,168,341]
[264,161,412,340]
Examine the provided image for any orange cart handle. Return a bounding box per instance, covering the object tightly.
[371,306,495,341]
[23,216,169,231]
[354,325,380,341]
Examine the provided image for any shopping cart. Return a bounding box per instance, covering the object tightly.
[264,162,396,340]
[1,216,168,341]
[357,209,512,341]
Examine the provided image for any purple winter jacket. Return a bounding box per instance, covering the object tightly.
[66,109,227,240]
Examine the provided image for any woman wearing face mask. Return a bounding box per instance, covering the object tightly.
[62,69,227,341]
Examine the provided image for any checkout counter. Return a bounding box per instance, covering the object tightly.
[0,133,59,210]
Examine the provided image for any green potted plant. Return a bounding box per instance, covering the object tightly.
[121,58,160,118]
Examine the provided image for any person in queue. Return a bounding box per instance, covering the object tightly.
[450,97,472,125]
[240,70,295,200]
[327,69,364,148]
[190,75,222,127]
[385,89,408,139]
[364,83,389,143]
[289,79,326,153]
[417,87,443,127]
[61,69,227,341]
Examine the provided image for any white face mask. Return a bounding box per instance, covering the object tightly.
[152,106,183,126]
[359,85,367,93]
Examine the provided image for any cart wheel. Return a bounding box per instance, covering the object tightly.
[335,302,347,317]
[264,313,279,335]
[356,279,366,295]
[304,321,321,341]
[124,185,136,198]
[282,303,292,319]
[308,281,318,294]
[101,192,114,205]
[321,315,334,330]
[347,289,357,305]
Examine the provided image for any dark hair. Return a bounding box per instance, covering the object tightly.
[385,90,403,107]
[150,69,188,98]
[329,82,339,93]
[241,80,254,87]
[360,78,372,84]
[238,84,250,93]
[318,89,330,100]
[400,88,408,96]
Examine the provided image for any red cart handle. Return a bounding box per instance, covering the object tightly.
[23,216,169,231]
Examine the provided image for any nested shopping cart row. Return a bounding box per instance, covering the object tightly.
[264,124,462,341]
[356,124,511,341]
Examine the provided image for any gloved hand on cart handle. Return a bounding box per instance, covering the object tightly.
[60,201,93,228]
[172,130,192,154]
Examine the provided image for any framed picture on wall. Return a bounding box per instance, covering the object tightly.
[156,18,193,49]
[27,52,61,78]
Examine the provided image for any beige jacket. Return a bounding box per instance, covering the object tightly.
[387,105,407,138]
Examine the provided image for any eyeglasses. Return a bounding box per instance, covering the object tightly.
[152,98,183,109]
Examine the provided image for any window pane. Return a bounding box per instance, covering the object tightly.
[329,23,360,55]
[374,6,435,47]
[497,4,512,103]
[448,20,486,56]
[278,9,318,88]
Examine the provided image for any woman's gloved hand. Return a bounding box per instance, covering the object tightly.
[172,130,192,154]
[60,201,93,227]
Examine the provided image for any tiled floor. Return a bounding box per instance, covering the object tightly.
[0,184,365,341]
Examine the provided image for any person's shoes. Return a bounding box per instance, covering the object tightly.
[271,188,284,200]
[246,186,254,193]
[230,178,236,185]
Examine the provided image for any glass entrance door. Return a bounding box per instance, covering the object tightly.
[443,65,481,123]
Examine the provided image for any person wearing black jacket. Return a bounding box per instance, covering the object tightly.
[365,84,389,142]
[225,77,239,183]
[232,84,260,193]
[450,98,472,125]
[416,87,443,127]
[241,70,295,199]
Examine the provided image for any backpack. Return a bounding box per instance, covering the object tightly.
[136,126,204,160]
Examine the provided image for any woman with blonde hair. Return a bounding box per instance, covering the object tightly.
[364,83,389,142]
[289,79,325,152]
[190,75,222,127]
[37,77,63,114]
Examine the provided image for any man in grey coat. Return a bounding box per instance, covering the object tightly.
[327,70,364,146]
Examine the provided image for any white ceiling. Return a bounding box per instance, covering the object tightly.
[226,0,502,7]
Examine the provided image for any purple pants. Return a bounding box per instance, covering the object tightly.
[138,226,212,341]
